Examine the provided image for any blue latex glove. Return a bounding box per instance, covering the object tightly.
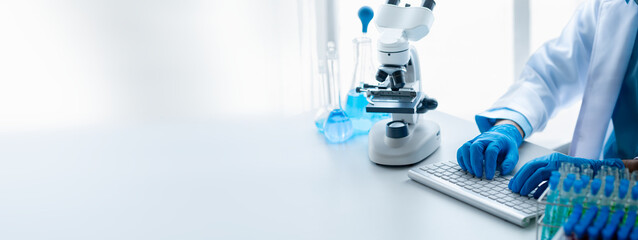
[509,153,625,196]
[457,124,523,179]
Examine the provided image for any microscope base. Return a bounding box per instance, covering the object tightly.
[368,119,441,166]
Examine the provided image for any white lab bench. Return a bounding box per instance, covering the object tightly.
[0,111,551,239]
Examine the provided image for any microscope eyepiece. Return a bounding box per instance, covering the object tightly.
[387,0,399,5]
[422,0,435,11]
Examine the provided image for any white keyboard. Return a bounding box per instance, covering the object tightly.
[408,161,544,227]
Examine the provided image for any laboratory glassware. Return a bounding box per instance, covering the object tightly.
[345,6,389,135]
[322,42,353,143]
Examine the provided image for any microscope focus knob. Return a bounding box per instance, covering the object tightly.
[424,98,438,110]
[416,97,438,113]
[386,121,409,139]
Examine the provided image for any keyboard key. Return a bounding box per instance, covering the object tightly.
[417,162,542,221]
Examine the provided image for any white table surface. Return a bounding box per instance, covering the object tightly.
[0,111,553,239]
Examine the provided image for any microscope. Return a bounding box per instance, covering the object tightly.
[356,0,440,166]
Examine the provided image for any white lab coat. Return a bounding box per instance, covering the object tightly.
[481,0,638,159]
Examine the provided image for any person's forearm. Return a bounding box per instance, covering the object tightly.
[622,159,638,172]
[493,120,638,172]
[495,120,525,138]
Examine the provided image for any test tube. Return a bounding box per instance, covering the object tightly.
[583,168,594,179]
[630,226,638,240]
[559,162,571,176]
[601,209,625,240]
[556,178,575,229]
[617,210,636,240]
[631,171,638,184]
[563,204,583,237]
[572,180,585,207]
[581,172,592,194]
[541,174,561,240]
[631,184,638,211]
[616,179,630,211]
[586,178,603,208]
[574,206,599,239]
[599,165,607,177]
[620,168,630,181]
[567,173,577,181]
[570,164,581,176]
[587,206,610,240]
[601,176,616,208]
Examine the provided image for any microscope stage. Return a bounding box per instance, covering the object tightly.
[366,92,422,114]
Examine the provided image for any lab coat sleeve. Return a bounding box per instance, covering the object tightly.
[476,108,533,137]
[476,0,601,136]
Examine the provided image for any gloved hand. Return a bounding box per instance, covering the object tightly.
[456,124,523,180]
[509,152,625,196]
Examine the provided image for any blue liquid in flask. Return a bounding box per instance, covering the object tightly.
[315,117,326,132]
[323,109,353,143]
[345,89,389,134]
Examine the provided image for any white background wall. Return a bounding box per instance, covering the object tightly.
[0,0,301,131]
[0,0,585,148]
